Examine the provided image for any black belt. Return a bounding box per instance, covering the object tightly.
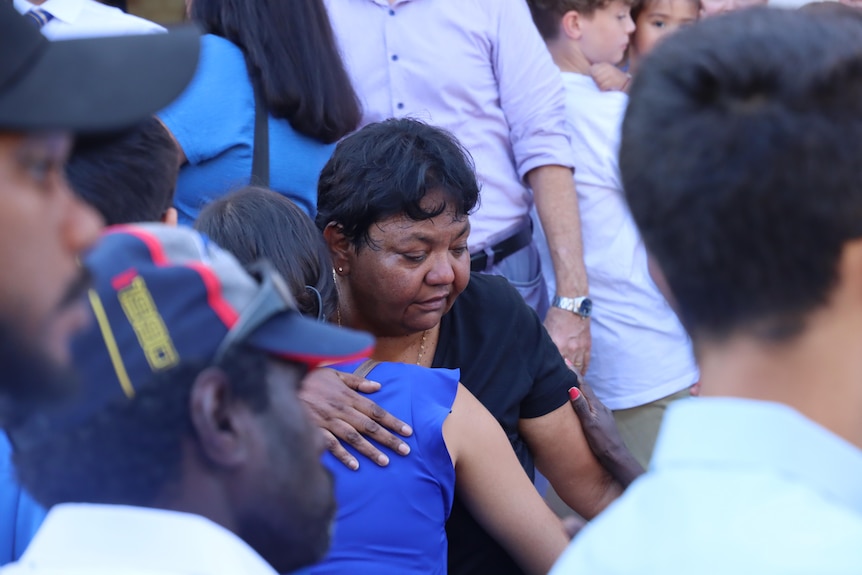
[470,222,533,272]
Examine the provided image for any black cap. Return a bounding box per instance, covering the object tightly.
[0,3,199,134]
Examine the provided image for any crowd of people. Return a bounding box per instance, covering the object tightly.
[0,0,861,574]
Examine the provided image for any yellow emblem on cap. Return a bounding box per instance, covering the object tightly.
[119,276,179,371]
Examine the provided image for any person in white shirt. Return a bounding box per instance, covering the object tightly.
[1,225,374,575]
[550,9,862,574]
[529,0,699,467]
[13,0,164,39]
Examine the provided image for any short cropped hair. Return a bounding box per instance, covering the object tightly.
[620,9,862,341]
[66,117,178,226]
[196,187,336,321]
[316,118,480,249]
[12,346,270,508]
[528,0,629,40]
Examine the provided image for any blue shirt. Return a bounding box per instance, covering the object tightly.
[0,434,46,564]
[551,398,862,574]
[158,34,335,225]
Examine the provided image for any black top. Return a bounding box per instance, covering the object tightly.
[433,273,577,575]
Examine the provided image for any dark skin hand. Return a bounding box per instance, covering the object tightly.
[302,362,645,487]
[566,360,645,487]
[299,367,413,470]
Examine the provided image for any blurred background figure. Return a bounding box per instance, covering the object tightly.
[158,0,361,224]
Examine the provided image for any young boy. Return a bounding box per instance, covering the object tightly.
[530,0,699,469]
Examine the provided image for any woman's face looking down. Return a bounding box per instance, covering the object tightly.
[339,189,471,338]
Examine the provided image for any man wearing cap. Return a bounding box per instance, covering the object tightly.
[0,3,198,563]
[2,224,373,575]
[12,0,164,39]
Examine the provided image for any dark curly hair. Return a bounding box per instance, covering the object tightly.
[316,118,480,250]
[11,345,270,508]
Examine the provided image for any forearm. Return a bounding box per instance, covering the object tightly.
[540,455,623,520]
[528,164,588,296]
[520,404,622,520]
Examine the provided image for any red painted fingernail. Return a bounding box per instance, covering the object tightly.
[568,387,580,401]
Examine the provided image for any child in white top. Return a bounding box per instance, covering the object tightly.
[529,0,699,467]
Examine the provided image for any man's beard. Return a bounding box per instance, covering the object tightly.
[0,320,78,429]
[0,267,91,428]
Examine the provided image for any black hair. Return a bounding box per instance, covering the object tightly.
[190,0,361,144]
[195,187,336,321]
[620,8,862,341]
[12,345,270,508]
[66,117,177,226]
[316,118,480,248]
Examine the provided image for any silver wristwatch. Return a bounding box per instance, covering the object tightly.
[551,295,593,318]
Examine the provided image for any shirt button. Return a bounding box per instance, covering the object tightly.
[397,103,405,110]
[389,9,395,15]
[391,54,398,61]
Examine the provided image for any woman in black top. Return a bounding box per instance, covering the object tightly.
[304,118,642,575]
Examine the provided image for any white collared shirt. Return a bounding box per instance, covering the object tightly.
[0,504,280,575]
[13,0,164,40]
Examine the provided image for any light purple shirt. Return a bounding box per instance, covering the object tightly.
[324,0,574,250]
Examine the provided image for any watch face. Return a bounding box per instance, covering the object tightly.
[578,298,593,317]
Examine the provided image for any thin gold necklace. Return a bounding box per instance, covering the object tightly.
[415,329,429,366]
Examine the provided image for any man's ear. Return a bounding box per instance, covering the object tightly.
[161,207,179,227]
[323,222,353,275]
[189,367,249,467]
[561,10,584,40]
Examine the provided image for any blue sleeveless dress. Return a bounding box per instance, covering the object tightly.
[308,361,459,575]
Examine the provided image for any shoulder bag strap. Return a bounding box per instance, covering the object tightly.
[251,79,270,188]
